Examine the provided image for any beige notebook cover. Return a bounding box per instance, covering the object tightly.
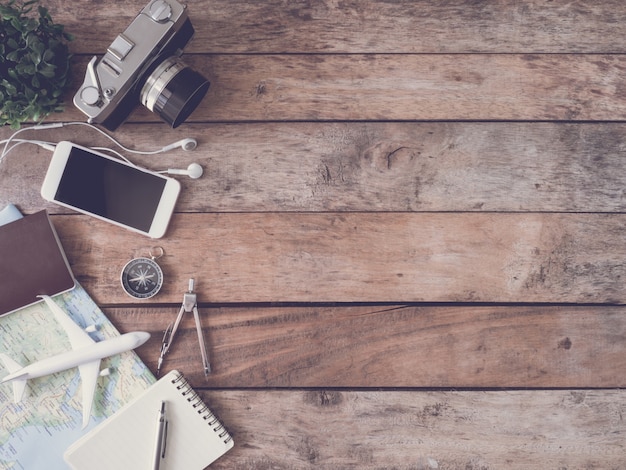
[64,370,234,469]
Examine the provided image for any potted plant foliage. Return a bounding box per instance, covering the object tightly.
[0,0,72,129]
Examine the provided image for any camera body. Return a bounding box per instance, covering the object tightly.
[74,0,209,131]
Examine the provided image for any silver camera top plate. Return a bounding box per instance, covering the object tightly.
[73,0,189,125]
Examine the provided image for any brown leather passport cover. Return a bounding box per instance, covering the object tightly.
[0,210,75,316]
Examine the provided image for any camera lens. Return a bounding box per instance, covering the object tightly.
[140,57,210,128]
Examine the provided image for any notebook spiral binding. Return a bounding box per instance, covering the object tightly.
[171,373,234,444]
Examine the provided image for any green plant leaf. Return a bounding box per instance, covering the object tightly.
[24,17,37,32]
[37,63,55,78]
[10,17,23,32]
[7,37,19,50]
[31,37,44,55]
[1,0,73,128]
[2,81,17,96]
[42,48,53,62]
[0,7,17,21]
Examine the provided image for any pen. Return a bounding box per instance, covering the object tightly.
[152,401,168,470]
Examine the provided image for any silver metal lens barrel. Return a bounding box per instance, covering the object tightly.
[141,57,182,112]
[140,56,210,128]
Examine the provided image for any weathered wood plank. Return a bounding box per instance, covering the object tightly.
[110,305,626,388]
[45,0,626,54]
[3,2,624,469]
[199,389,626,469]
[3,122,626,213]
[18,53,626,123]
[49,213,626,305]
[172,53,626,121]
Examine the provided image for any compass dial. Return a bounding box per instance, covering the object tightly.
[121,257,164,299]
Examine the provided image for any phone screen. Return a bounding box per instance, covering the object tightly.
[54,147,167,232]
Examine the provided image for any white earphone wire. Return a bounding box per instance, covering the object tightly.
[1,121,196,163]
[61,122,193,155]
[0,121,203,178]
[0,138,56,155]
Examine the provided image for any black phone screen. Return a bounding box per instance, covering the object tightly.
[54,147,167,232]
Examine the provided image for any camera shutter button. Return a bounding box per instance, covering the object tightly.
[80,86,101,107]
[149,0,172,22]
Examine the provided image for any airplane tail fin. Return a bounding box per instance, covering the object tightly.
[0,353,28,402]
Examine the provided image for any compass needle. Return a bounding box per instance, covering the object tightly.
[121,248,165,299]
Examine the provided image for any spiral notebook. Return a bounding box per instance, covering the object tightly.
[64,370,234,469]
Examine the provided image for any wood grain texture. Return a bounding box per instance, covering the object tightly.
[51,213,626,305]
[2,1,626,468]
[29,54,626,122]
[196,54,626,121]
[201,389,626,469]
[45,0,626,54]
[2,122,626,213]
[109,305,626,388]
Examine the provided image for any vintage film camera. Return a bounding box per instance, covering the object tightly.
[74,0,209,130]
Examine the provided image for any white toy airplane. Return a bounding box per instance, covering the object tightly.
[0,295,150,429]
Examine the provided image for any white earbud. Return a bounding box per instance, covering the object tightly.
[160,138,197,152]
[167,163,204,179]
[0,121,201,167]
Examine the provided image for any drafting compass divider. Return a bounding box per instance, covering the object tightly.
[157,278,211,377]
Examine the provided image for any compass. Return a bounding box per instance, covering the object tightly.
[120,248,164,299]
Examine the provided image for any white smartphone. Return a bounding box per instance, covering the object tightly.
[41,141,181,238]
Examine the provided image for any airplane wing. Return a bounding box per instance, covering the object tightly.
[0,353,28,401]
[39,295,99,428]
[78,360,101,429]
[39,295,96,349]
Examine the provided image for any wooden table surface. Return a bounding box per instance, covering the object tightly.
[2,0,626,468]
